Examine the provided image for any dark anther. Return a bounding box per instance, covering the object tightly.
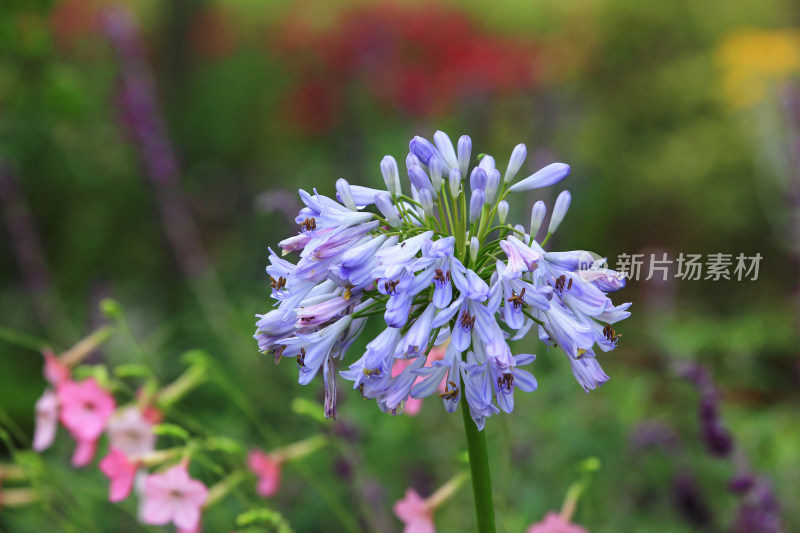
[438,381,459,401]
[497,373,514,392]
[603,324,621,343]
[270,276,287,291]
[459,311,475,330]
[383,279,399,295]
[296,347,306,368]
[299,217,317,232]
[507,287,526,309]
[567,277,573,290]
[434,268,446,284]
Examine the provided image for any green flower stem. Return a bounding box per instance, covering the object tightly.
[204,470,247,509]
[60,325,115,367]
[271,434,328,463]
[461,395,496,533]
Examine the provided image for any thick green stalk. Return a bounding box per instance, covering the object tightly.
[461,397,496,533]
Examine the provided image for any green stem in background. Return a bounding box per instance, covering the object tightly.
[461,395,496,533]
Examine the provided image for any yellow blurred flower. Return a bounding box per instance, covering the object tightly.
[716,29,800,109]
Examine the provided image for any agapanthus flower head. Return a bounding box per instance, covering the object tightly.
[255,131,630,429]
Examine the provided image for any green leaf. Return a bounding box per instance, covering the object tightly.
[152,424,190,441]
[113,364,152,379]
[290,398,328,424]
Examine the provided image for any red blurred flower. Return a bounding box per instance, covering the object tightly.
[269,3,538,133]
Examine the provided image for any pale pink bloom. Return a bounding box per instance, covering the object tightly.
[393,488,435,533]
[42,349,70,386]
[391,346,448,416]
[99,447,137,502]
[142,464,209,531]
[248,450,282,497]
[33,389,59,451]
[527,512,588,533]
[57,378,116,467]
[107,406,157,457]
[71,438,97,467]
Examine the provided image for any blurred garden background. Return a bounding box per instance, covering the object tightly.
[1,0,799,531]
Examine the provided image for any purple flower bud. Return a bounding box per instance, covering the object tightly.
[419,188,434,218]
[433,130,458,170]
[478,154,495,173]
[406,152,421,171]
[457,135,472,178]
[408,165,434,194]
[529,200,546,238]
[470,167,487,192]
[429,157,443,191]
[469,189,485,223]
[508,162,571,192]
[448,168,461,197]
[470,236,479,262]
[497,200,509,224]
[409,136,439,166]
[375,193,401,227]
[485,169,500,203]
[380,156,401,197]
[729,474,755,495]
[504,143,527,183]
[336,178,356,210]
[672,472,712,528]
[547,190,571,234]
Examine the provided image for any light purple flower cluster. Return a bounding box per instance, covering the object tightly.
[255,132,630,429]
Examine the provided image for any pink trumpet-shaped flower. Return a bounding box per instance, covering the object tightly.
[33,389,59,451]
[391,345,448,416]
[248,450,282,497]
[142,464,209,531]
[99,447,137,502]
[57,378,116,467]
[527,512,588,533]
[394,489,435,533]
[107,406,157,457]
[42,349,70,386]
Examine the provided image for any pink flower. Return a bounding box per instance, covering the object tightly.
[142,464,209,531]
[99,447,137,502]
[106,406,157,457]
[248,450,282,497]
[391,346,448,416]
[527,512,588,533]
[57,378,116,467]
[33,389,59,452]
[42,349,70,386]
[393,489,435,533]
